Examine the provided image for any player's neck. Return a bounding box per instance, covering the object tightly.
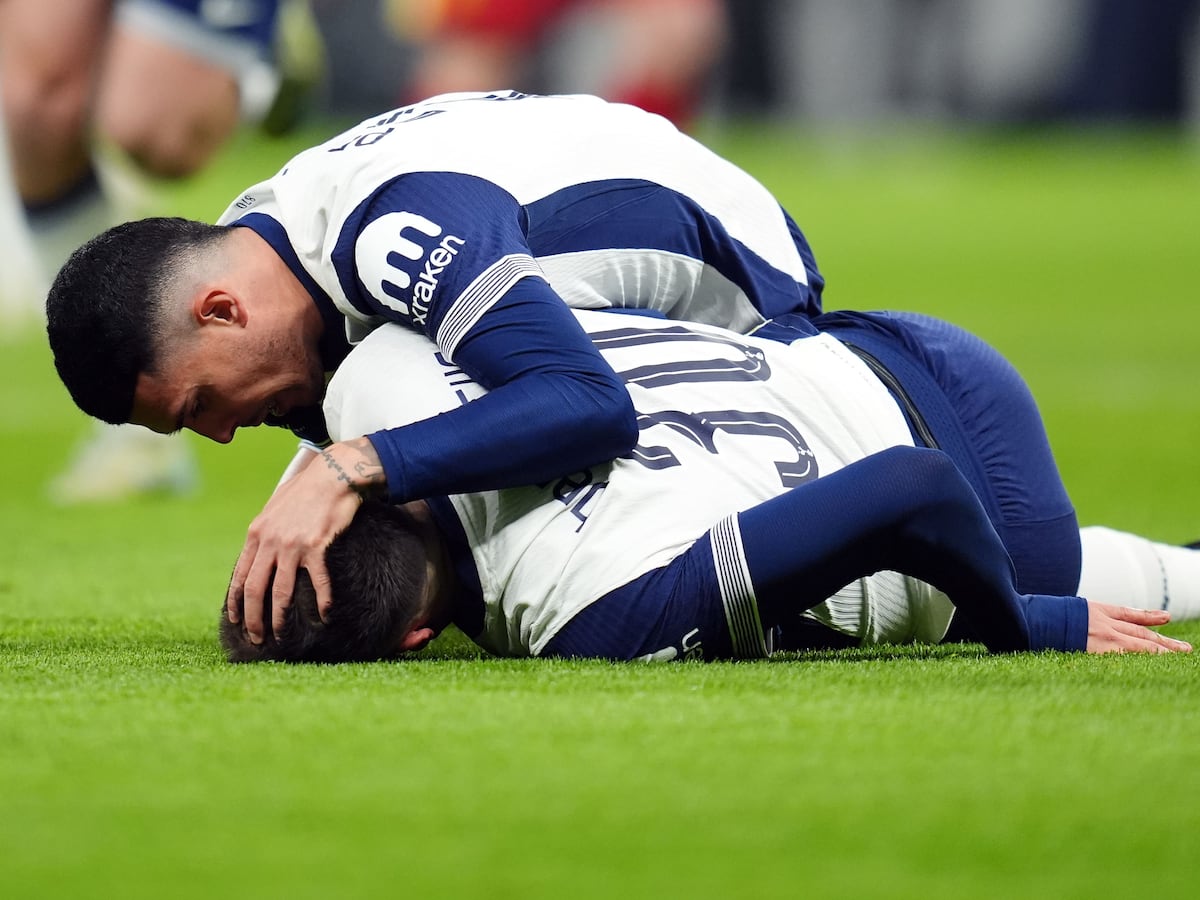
[235,225,325,343]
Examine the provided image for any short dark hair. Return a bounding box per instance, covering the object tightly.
[45,217,229,424]
[219,502,430,664]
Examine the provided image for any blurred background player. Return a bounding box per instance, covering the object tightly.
[389,0,728,128]
[0,0,321,503]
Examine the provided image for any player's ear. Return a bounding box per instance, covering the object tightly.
[398,625,437,654]
[193,289,245,328]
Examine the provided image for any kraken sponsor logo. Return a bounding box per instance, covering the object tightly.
[357,212,466,325]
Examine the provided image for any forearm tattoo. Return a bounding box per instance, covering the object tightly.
[321,440,385,498]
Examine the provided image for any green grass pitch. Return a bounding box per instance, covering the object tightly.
[2,120,1199,898]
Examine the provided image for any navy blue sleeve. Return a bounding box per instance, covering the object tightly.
[324,171,638,500]
[366,279,638,501]
[330,172,539,338]
[1023,594,1089,652]
[738,445,1088,653]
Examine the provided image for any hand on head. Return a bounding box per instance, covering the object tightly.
[226,438,386,644]
[220,499,435,663]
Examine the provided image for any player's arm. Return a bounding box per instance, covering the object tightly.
[739,445,1156,653]
[337,172,639,500]
[272,280,639,504]
[366,280,637,501]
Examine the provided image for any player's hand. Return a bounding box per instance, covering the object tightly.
[1085,601,1192,654]
[226,437,386,644]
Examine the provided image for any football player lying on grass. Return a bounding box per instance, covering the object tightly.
[220,309,1197,662]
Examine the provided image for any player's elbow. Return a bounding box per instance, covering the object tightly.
[604,398,643,460]
[590,381,640,460]
[610,377,640,449]
[613,400,640,457]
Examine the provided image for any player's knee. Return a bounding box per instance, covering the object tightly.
[97,106,231,179]
[2,64,91,147]
[923,448,971,500]
[881,445,973,512]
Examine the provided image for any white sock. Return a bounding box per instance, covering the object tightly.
[1077,525,1200,621]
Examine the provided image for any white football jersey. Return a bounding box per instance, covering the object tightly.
[217,91,822,351]
[325,310,954,656]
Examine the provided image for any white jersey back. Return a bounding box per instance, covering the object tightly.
[326,312,944,656]
[218,91,821,347]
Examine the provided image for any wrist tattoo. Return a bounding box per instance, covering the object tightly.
[321,449,355,489]
[321,445,386,498]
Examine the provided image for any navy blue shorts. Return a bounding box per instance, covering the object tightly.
[815,310,1081,598]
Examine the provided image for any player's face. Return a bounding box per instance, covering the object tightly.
[130,321,325,444]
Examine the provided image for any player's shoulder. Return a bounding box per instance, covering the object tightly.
[324,322,486,440]
[355,90,661,141]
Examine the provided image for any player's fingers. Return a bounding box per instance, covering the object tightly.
[1145,628,1191,653]
[225,538,259,623]
[241,552,278,646]
[308,560,333,624]
[226,572,243,623]
[1114,605,1171,626]
[1112,620,1191,654]
[270,565,298,640]
[1092,602,1171,626]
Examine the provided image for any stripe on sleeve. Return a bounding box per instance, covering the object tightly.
[437,254,546,358]
[710,515,768,659]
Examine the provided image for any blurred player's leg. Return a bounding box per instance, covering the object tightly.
[0,80,48,330]
[0,0,115,291]
[399,0,572,98]
[0,0,110,204]
[604,0,727,126]
[6,0,319,501]
[1076,526,1200,622]
[97,22,240,179]
[398,0,725,128]
[42,0,289,504]
[100,0,289,170]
